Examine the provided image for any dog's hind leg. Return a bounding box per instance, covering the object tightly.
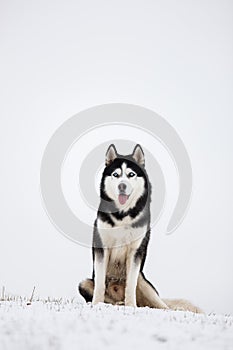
[136,273,203,313]
[79,277,202,312]
[162,298,203,313]
[136,273,168,309]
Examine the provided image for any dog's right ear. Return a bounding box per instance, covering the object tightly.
[105,144,117,166]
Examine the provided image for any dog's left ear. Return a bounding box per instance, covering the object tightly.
[132,144,145,166]
[105,144,118,166]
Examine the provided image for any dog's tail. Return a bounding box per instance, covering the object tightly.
[162,298,203,313]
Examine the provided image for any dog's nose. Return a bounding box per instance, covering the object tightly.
[118,183,126,192]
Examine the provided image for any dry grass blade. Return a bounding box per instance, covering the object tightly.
[27,286,36,305]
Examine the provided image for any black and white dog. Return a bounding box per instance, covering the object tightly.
[79,145,202,312]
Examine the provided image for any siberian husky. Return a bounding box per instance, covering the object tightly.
[79,144,202,313]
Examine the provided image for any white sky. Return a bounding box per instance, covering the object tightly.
[0,0,233,314]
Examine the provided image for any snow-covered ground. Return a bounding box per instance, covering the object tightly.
[0,299,232,350]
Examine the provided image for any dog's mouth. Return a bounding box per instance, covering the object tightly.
[118,193,129,205]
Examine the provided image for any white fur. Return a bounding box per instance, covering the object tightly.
[104,162,145,212]
[97,218,147,248]
[94,216,147,307]
[92,249,109,304]
[125,253,141,306]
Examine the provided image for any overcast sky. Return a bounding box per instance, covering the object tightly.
[0,0,233,314]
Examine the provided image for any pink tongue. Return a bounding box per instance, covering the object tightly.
[119,194,128,205]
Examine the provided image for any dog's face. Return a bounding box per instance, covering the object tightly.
[101,144,148,210]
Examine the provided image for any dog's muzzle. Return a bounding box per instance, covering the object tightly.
[118,182,129,205]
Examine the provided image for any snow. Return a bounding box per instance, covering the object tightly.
[0,299,232,350]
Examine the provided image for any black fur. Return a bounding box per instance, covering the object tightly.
[92,220,104,258]
[134,228,150,271]
[140,271,159,296]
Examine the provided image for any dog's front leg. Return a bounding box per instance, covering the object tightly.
[125,251,140,307]
[92,248,109,305]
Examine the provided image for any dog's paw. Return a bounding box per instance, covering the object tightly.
[92,289,105,305]
[92,296,105,305]
[124,299,137,307]
[92,300,102,305]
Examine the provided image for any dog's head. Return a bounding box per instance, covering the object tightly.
[100,144,149,210]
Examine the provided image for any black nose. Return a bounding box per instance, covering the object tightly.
[118,183,126,192]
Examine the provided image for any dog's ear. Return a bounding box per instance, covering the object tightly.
[132,144,145,166]
[105,144,117,166]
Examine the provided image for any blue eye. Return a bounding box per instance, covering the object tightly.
[113,172,119,178]
[128,172,135,178]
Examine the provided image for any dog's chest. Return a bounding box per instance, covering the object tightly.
[97,217,146,250]
[96,214,148,280]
